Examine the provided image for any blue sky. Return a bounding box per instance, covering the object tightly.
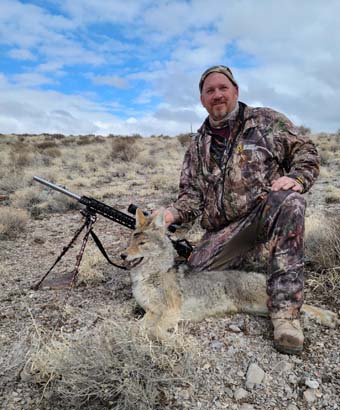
[0,0,339,136]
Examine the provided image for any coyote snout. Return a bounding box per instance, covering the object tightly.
[125,209,338,341]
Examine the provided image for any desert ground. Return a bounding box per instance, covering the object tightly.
[0,132,339,410]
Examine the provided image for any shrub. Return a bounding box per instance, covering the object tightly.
[319,150,332,166]
[0,207,29,239]
[0,170,28,194]
[296,125,311,136]
[137,152,159,169]
[151,175,178,193]
[177,133,193,147]
[325,187,340,204]
[44,147,62,158]
[10,187,46,212]
[111,137,139,162]
[76,136,93,145]
[35,192,82,217]
[9,142,36,168]
[36,141,59,149]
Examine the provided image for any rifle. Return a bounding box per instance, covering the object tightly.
[32,176,193,289]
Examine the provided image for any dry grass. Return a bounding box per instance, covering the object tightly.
[25,318,198,409]
[319,166,335,178]
[77,248,106,285]
[10,186,47,210]
[151,174,179,194]
[0,169,29,194]
[304,210,340,308]
[305,211,340,271]
[324,186,340,204]
[306,268,340,308]
[0,207,29,239]
[312,133,340,166]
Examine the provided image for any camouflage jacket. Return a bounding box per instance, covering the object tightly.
[172,102,320,231]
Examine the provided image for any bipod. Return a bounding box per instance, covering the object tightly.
[32,209,97,290]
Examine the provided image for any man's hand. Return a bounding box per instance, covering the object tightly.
[152,209,176,225]
[271,176,303,193]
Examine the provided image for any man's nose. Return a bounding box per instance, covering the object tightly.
[212,90,223,99]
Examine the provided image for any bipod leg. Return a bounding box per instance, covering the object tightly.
[31,212,94,290]
[69,213,97,287]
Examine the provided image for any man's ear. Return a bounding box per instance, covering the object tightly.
[200,93,206,109]
[152,208,166,229]
[136,208,148,228]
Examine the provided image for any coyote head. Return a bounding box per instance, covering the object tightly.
[123,208,175,269]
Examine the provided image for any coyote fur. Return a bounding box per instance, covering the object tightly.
[124,209,338,340]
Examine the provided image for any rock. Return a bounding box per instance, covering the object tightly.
[288,374,298,385]
[245,363,265,389]
[229,324,242,332]
[210,340,224,349]
[239,404,255,410]
[287,405,299,410]
[279,361,294,373]
[303,388,317,403]
[19,369,31,382]
[234,387,248,401]
[305,379,319,389]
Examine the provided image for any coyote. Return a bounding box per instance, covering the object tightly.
[124,209,338,341]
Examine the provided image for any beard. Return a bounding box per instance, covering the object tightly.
[210,102,230,120]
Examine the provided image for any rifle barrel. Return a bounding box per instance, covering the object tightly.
[33,176,81,201]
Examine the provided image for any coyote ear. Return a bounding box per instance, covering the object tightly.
[136,208,148,228]
[152,208,166,229]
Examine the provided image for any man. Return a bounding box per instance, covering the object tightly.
[163,65,320,354]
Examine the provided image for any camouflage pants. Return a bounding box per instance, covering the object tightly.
[188,190,306,313]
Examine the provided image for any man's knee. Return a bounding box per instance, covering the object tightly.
[269,189,305,203]
[267,190,306,213]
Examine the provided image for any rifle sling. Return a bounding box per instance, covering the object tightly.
[89,229,128,270]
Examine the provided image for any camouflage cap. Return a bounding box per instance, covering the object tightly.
[199,65,238,93]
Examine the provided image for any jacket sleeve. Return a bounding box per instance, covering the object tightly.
[271,113,320,193]
[170,137,204,224]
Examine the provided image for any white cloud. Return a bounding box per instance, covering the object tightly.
[8,48,36,61]
[88,74,129,89]
[59,0,146,24]
[12,72,56,87]
[0,79,200,136]
[0,0,340,134]
[0,0,74,48]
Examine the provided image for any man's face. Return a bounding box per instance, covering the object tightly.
[200,72,239,120]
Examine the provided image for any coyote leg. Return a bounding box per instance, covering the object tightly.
[140,311,170,340]
[240,302,338,328]
[301,304,338,328]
